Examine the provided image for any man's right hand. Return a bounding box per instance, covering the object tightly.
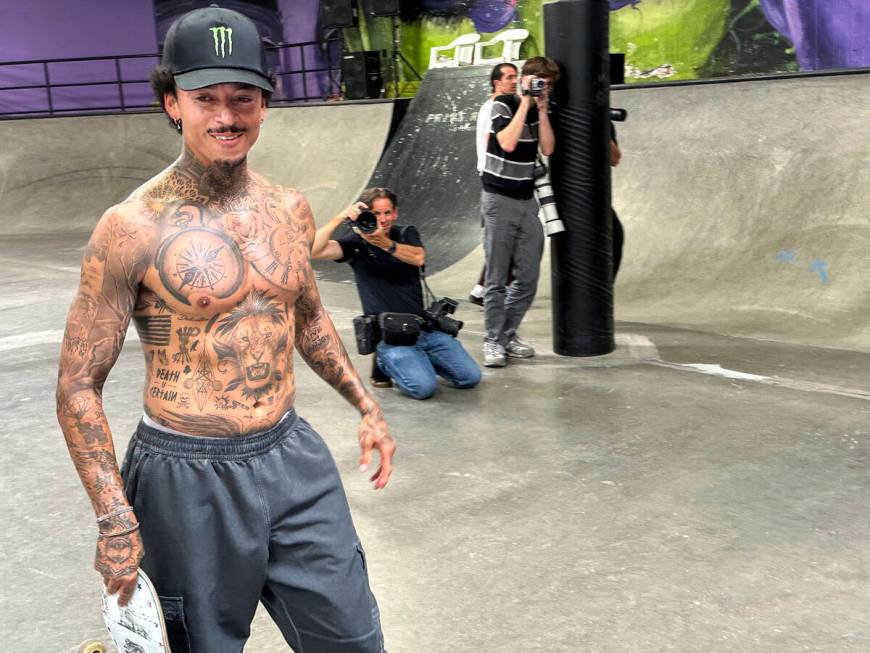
[94,529,145,607]
[518,75,536,108]
[610,139,622,167]
[342,201,368,223]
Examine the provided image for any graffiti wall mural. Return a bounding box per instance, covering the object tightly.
[375,0,870,86]
[609,0,870,82]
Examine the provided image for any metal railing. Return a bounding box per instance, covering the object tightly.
[0,38,344,119]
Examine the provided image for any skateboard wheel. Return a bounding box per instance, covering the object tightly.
[77,642,106,653]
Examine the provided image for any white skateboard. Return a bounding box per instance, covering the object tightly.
[79,569,171,653]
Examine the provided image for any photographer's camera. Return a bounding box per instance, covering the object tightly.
[423,298,463,337]
[354,210,378,234]
[523,77,547,97]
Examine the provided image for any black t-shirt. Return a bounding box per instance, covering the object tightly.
[336,224,424,316]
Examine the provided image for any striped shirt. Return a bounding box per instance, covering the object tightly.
[481,94,540,200]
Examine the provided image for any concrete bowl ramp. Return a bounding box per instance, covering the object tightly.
[403,70,869,352]
[0,113,177,236]
[0,101,393,237]
[315,66,492,283]
[254,102,393,226]
[610,73,870,351]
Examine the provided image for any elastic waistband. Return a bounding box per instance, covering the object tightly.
[133,410,299,461]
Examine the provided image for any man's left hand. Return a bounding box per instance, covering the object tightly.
[534,88,550,113]
[359,228,393,251]
[358,404,395,489]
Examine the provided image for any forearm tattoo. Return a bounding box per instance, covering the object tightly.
[295,284,367,408]
[58,207,155,514]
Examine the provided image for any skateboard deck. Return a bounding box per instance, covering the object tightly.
[100,569,171,653]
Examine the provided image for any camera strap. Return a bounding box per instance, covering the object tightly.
[419,266,438,307]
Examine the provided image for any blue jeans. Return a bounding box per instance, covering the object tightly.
[376,330,481,400]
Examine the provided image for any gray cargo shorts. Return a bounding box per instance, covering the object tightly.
[121,410,385,653]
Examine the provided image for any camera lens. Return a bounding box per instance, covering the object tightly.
[529,78,545,96]
[609,108,628,122]
[355,210,378,234]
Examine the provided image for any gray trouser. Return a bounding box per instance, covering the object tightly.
[481,190,545,345]
[121,411,385,653]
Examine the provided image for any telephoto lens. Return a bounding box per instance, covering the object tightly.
[354,210,378,234]
[534,171,565,236]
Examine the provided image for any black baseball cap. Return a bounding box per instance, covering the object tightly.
[162,5,274,93]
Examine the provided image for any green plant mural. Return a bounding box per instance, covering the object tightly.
[610,0,731,81]
[337,0,870,95]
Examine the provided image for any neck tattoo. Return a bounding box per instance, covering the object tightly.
[175,146,249,204]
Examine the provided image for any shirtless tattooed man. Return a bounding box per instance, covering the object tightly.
[55,8,393,652]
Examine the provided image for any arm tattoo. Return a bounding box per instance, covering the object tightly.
[57,206,152,516]
[295,283,368,408]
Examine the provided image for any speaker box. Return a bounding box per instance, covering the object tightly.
[321,0,355,29]
[342,51,382,100]
[370,0,400,16]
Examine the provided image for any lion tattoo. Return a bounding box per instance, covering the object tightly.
[213,290,288,401]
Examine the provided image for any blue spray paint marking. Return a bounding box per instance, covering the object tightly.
[776,249,799,263]
[809,259,830,284]
[609,0,641,10]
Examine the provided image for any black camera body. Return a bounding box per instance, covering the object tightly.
[523,77,547,97]
[354,210,378,234]
[423,297,463,337]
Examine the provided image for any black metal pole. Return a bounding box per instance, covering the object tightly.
[545,0,615,356]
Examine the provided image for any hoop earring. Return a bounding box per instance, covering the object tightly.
[174,118,182,133]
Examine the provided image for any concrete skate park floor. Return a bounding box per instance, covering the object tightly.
[2,233,869,653]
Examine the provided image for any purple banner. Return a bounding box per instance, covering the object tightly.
[759,0,870,70]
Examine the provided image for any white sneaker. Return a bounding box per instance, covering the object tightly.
[505,336,535,358]
[483,342,507,367]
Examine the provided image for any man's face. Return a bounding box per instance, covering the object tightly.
[494,66,518,96]
[370,197,398,232]
[165,82,267,167]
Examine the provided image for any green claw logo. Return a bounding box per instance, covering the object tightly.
[210,26,233,58]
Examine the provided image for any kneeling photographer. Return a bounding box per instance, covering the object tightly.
[312,187,481,400]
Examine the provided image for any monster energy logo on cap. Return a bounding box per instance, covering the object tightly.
[210,26,233,58]
[161,6,273,92]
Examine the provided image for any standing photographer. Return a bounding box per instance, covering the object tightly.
[480,56,559,368]
[312,187,481,400]
[469,62,518,307]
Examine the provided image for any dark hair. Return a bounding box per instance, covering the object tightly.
[358,187,398,208]
[149,65,277,132]
[489,62,517,92]
[521,56,561,84]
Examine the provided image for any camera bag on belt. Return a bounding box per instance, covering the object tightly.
[378,313,422,346]
[352,314,380,355]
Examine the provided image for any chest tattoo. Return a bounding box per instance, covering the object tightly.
[223,197,310,290]
[156,220,246,306]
